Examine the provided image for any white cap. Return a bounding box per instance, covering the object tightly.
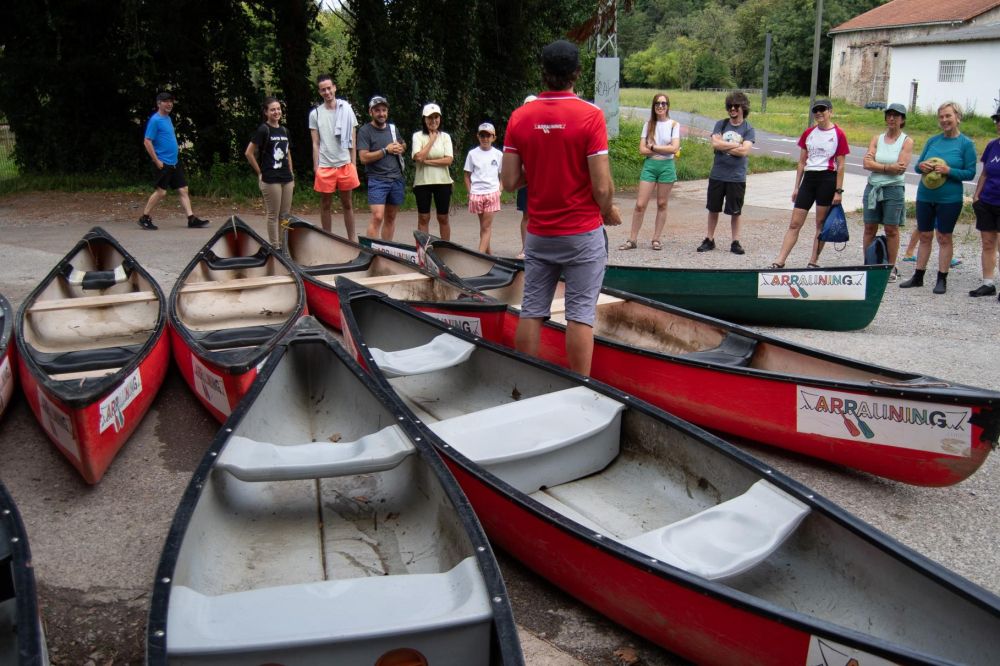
[477,122,496,135]
[422,103,442,117]
[523,95,538,104]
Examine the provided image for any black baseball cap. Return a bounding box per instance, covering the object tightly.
[156,91,175,102]
[811,99,832,112]
[991,106,1000,122]
[542,40,580,77]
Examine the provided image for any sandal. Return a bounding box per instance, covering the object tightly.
[807,262,821,269]
[651,239,663,251]
[769,262,785,269]
[618,239,637,251]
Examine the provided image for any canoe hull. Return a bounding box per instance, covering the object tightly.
[16,333,169,484]
[0,481,48,665]
[167,323,259,423]
[0,294,14,421]
[602,264,891,331]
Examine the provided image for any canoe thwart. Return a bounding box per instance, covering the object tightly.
[370,334,475,378]
[624,480,810,580]
[217,425,415,481]
[681,333,758,367]
[302,253,374,276]
[203,247,269,271]
[28,343,143,375]
[165,556,493,656]
[178,274,297,294]
[27,290,158,313]
[61,259,133,290]
[429,387,625,494]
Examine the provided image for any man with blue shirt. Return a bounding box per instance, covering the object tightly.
[138,91,209,230]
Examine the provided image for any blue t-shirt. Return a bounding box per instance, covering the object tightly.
[914,133,977,204]
[979,138,1000,206]
[144,112,179,166]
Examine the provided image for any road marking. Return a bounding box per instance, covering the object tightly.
[773,150,791,155]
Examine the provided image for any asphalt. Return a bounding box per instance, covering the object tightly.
[0,181,997,664]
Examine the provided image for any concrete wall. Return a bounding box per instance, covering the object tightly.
[887,40,1000,115]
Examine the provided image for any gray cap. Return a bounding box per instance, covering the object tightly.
[885,103,907,116]
[368,95,388,110]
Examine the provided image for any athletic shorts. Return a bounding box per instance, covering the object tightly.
[314,163,360,194]
[640,158,677,184]
[367,177,405,206]
[794,170,837,210]
[862,184,905,226]
[152,163,187,190]
[973,199,1000,232]
[706,179,746,216]
[520,227,607,326]
[414,184,452,215]
[516,186,528,212]
[916,200,963,234]
[468,191,501,214]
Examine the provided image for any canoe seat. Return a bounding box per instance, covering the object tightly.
[218,425,415,482]
[29,343,143,375]
[461,265,518,290]
[166,556,492,657]
[429,387,625,494]
[623,480,810,580]
[370,333,476,378]
[682,333,757,367]
[301,253,374,276]
[189,324,283,350]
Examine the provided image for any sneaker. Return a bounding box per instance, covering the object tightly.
[696,237,715,252]
[137,214,158,231]
[187,215,209,228]
[950,258,962,268]
[730,240,745,255]
[901,255,916,263]
[888,267,899,283]
[969,283,997,297]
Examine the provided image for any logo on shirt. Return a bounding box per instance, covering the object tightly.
[534,124,566,134]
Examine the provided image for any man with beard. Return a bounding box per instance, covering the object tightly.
[357,95,406,240]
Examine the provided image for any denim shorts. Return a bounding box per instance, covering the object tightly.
[862,184,905,226]
[521,227,607,325]
[367,177,405,206]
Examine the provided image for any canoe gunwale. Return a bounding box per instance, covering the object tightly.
[0,480,47,665]
[13,226,168,408]
[167,217,306,376]
[336,283,1000,663]
[146,315,523,665]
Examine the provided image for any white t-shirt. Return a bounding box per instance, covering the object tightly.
[641,119,681,161]
[308,100,357,168]
[464,146,503,194]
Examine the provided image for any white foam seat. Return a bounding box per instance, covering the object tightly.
[167,556,491,655]
[623,480,810,580]
[216,425,414,482]
[429,387,625,493]
[369,333,475,378]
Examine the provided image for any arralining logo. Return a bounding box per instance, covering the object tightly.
[534,123,566,134]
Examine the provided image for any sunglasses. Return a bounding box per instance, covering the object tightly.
[812,107,830,114]
[727,104,741,110]
[654,101,668,107]
[478,132,494,138]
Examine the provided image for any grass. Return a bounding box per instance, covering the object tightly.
[622,88,998,153]
[611,119,795,191]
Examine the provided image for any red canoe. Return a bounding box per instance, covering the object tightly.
[413,234,1000,486]
[14,227,170,483]
[0,293,15,421]
[169,217,306,422]
[337,282,1000,666]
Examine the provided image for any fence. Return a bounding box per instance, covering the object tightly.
[0,123,16,179]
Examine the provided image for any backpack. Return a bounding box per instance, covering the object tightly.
[865,234,888,265]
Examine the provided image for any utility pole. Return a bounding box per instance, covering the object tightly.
[808,0,824,126]
[762,32,772,113]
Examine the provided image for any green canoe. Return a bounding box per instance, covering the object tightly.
[601,264,892,331]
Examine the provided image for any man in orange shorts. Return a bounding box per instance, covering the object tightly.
[309,74,361,240]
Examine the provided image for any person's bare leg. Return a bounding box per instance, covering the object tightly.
[337,190,356,241]
[915,230,934,269]
[730,214,741,243]
[981,231,998,279]
[320,193,333,233]
[565,320,595,377]
[515,317,543,358]
[381,205,398,241]
[773,208,809,265]
[903,229,919,258]
[177,187,195,217]
[417,212,431,235]
[705,211,720,241]
[885,224,900,266]
[143,188,167,216]
[627,180,655,244]
[863,223,878,262]
[651,182,672,244]
[478,211,494,254]
[936,231,953,274]
[436,213,451,241]
[367,204,385,238]
[809,205,830,264]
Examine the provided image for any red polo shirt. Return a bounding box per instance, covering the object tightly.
[504,91,608,236]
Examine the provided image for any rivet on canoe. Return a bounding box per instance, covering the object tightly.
[398,416,405,421]
[209,451,217,457]
[1,509,9,515]
[10,537,19,543]
[765,470,772,474]
[153,629,165,638]
[161,577,171,584]
[493,596,503,603]
[415,437,421,441]
[225,428,232,433]
[477,546,486,552]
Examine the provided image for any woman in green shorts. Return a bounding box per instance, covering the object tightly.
[619,93,680,251]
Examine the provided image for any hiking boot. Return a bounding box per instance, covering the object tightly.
[933,272,948,294]
[969,284,997,297]
[137,214,158,230]
[187,215,209,228]
[730,240,745,255]
[696,237,715,252]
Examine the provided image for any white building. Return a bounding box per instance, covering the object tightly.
[829,0,1000,109]
[886,23,1000,115]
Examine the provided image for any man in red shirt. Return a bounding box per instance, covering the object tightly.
[501,40,622,376]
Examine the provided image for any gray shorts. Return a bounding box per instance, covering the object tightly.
[521,228,607,325]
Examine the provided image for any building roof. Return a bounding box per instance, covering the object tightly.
[830,0,1000,34]
[891,20,1000,44]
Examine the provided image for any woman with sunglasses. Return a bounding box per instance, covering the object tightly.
[899,101,977,293]
[968,106,1000,300]
[619,93,679,251]
[770,99,849,268]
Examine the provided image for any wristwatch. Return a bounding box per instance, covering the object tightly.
[834,188,844,194]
